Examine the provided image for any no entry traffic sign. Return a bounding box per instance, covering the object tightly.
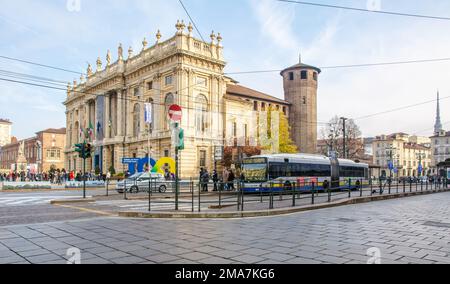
[168,104,182,122]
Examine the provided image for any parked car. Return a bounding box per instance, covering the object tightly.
[116,172,170,193]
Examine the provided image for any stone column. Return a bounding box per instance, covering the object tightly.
[117,90,123,137]
[104,94,111,139]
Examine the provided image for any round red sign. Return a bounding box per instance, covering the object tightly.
[168,104,182,122]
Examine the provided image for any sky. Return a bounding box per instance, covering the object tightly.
[0,0,450,140]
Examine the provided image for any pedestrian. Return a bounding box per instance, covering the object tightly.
[212,170,219,191]
[222,168,229,191]
[228,169,235,191]
[201,169,210,192]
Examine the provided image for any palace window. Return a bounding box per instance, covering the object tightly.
[133,103,141,137]
[147,81,153,90]
[199,150,207,168]
[253,101,258,111]
[195,95,208,134]
[303,97,307,104]
[196,77,207,87]
[301,70,308,80]
[134,87,141,97]
[165,75,173,86]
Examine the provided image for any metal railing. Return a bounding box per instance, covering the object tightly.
[106,177,449,213]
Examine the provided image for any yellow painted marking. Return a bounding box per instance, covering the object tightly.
[55,204,115,217]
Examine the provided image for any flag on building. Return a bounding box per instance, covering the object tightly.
[144,103,153,125]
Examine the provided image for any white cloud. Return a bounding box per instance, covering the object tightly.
[250,0,299,52]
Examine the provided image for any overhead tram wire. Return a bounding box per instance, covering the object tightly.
[225,57,450,75]
[0,55,83,76]
[0,76,328,126]
[275,0,450,21]
[178,0,206,43]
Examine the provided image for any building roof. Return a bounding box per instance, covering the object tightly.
[0,119,12,125]
[36,128,66,135]
[431,131,450,138]
[404,143,430,151]
[226,84,290,105]
[281,62,322,75]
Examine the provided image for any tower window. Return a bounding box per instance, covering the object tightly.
[253,101,258,111]
[289,72,294,81]
[313,72,318,81]
[303,97,306,104]
[301,71,308,80]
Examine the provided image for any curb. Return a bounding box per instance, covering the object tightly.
[118,188,450,219]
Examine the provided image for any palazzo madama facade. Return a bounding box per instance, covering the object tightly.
[64,21,304,178]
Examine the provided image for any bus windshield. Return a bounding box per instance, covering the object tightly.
[242,163,267,182]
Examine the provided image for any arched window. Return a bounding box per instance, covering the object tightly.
[133,103,140,137]
[164,93,174,130]
[195,95,208,133]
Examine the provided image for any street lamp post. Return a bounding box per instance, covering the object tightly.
[416,151,426,177]
[385,146,397,180]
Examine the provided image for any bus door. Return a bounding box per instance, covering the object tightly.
[330,157,340,189]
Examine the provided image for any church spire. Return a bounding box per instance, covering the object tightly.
[434,90,443,135]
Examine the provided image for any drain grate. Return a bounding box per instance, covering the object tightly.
[423,221,450,228]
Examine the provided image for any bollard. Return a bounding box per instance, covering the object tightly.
[396,179,399,194]
[328,187,332,203]
[388,179,391,195]
[403,180,406,193]
[292,183,296,207]
[260,187,263,203]
[416,180,418,192]
[426,180,429,191]
[311,182,315,205]
[410,180,412,193]
[106,179,109,197]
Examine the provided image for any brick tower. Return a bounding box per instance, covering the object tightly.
[281,59,321,154]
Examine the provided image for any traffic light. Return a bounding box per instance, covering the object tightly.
[178,128,184,150]
[75,143,85,158]
[85,143,92,159]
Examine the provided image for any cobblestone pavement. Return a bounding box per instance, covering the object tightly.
[1,192,450,264]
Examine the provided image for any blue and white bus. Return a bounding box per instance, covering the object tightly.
[241,154,369,192]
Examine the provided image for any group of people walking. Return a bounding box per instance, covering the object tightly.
[199,167,242,192]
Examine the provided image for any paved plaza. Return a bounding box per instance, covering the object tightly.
[0,191,450,264]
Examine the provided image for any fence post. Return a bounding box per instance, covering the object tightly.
[360,179,363,197]
[348,179,352,198]
[388,178,391,195]
[219,181,222,208]
[370,178,373,196]
[403,179,406,193]
[106,179,109,197]
[241,181,244,212]
[421,181,423,192]
[328,186,332,203]
[198,182,201,212]
[426,179,428,191]
[270,182,274,210]
[415,180,418,192]
[292,182,296,207]
[396,179,399,194]
[191,179,194,213]
[410,180,412,193]
[311,182,315,205]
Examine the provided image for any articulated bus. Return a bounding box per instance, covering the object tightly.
[241,154,369,192]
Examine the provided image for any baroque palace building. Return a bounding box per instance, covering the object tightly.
[64,21,320,178]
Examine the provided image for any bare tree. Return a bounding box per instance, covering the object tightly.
[320,116,364,159]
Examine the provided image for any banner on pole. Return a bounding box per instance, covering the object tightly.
[144,103,153,124]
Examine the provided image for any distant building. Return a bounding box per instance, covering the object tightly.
[430,92,450,174]
[372,133,431,178]
[0,119,12,147]
[0,128,66,173]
